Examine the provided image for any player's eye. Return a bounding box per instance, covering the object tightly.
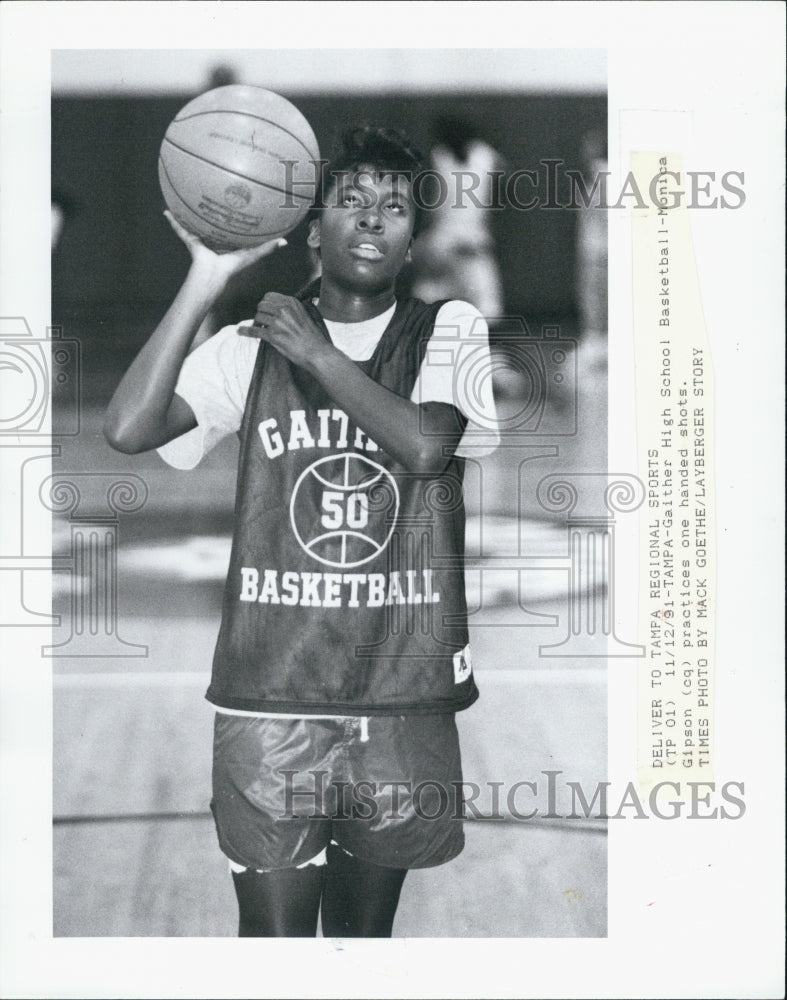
[342,191,362,206]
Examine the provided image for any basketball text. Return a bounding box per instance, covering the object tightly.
[238,567,441,608]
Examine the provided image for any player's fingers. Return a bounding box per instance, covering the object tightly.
[235,236,287,265]
[247,303,285,334]
[243,237,288,262]
[255,297,297,328]
[254,297,280,314]
[238,323,266,340]
[257,293,305,329]
[164,210,202,247]
[253,304,279,329]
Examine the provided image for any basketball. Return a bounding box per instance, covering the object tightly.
[158,85,320,251]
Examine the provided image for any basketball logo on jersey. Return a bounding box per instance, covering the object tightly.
[453,644,472,684]
[289,453,399,568]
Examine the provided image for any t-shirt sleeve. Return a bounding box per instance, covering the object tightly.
[410,300,501,457]
[156,321,259,470]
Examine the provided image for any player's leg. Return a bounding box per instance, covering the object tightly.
[323,713,465,937]
[320,842,407,938]
[232,859,325,937]
[211,714,334,937]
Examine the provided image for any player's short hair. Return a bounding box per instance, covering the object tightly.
[309,126,426,238]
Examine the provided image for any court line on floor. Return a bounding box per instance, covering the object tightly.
[52,809,607,834]
[53,668,606,688]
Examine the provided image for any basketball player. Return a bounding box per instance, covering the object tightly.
[104,128,498,937]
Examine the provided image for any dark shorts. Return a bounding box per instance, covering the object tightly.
[211,712,465,871]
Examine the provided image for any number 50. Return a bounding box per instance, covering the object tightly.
[321,490,369,530]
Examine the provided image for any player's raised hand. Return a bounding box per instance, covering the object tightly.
[164,210,287,280]
[241,292,331,371]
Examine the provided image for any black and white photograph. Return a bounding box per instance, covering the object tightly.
[49,44,608,942]
[0,3,784,998]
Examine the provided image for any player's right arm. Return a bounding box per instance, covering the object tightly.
[103,213,285,454]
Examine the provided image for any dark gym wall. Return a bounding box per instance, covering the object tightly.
[52,92,606,396]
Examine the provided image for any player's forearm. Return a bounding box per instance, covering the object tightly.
[103,267,224,452]
[307,346,462,473]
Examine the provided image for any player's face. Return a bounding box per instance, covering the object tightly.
[308,168,416,295]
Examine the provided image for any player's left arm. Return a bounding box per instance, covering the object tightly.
[243,292,466,473]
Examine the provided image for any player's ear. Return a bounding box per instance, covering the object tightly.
[404,239,413,263]
[307,217,321,250]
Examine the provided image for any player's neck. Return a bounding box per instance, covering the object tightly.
[316,280,396,324]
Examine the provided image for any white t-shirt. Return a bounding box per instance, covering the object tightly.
[158,299,499,470]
